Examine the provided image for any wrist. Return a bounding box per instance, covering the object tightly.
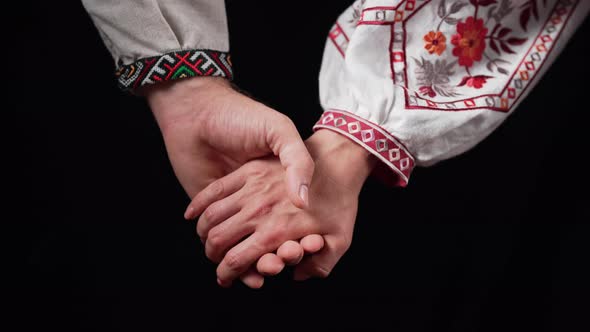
[306,130,377,192]
[141,77,232,132]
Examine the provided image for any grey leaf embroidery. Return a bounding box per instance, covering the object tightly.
[486,61,494,72]
[449,1,469,14]
[436,1,466,30]
[497,67,509,75]
[445,17,459,25]
[485,58,511,75]
[433,85,459,97]
[414,57,460,97]
[349,0,367,25]
[490,0,514,23]
[438,0,448,18]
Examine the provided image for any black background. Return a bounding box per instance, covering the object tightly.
[7,1,589,331]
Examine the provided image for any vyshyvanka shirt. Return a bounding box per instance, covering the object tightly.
[83,0,589,186]
[315,0,588,186]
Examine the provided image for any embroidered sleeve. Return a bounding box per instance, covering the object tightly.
[82,0,232,91]
[315,0,589,187]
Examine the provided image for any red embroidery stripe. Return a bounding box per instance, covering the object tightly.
[116,49,233,92]
[313,109,415,187]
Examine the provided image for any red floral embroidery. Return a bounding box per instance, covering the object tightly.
[457,75,493,89]
[411,0,543,99]
[451,17,488,67]
[424,31,447,56]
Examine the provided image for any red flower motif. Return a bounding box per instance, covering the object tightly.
[419,86,437,97]
[457,75,493,89]
[451,17,488,67]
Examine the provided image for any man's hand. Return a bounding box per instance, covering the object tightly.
[141,77,314,208]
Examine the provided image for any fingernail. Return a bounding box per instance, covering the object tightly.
[184,207,194,220]
[299,184,309,207]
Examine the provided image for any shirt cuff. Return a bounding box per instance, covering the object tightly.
[313,109,416,187]
[116,49,233,92]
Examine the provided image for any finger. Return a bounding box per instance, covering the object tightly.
[266,114,314,209]
[204,210,256,263]
[276,240,304,265]
[217,230,283,285]
[196,191,243,240]
[300,234,325,254]
[184,170,247,220]
[256,253,285,276]
[293,235,347,281]
[239,267,265,289]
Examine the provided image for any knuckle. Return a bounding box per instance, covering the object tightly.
[205,237,224,263]
[205,247,217,262]
[301,155,315,171]
[207,229,224,250]
[261,227,286,248]
[343,234,353,251]
[336,239,352,255]
[334,232,352,254]
[224,251,244,271]
[258,182,273,194]
[274,112,291,125]
[250,203,273,219]
[279,114,296,130]
[209,180,224,198]
[203,204,218,222]
[195,222,204,238]
[344,240,352,252]
[204,246,217,262]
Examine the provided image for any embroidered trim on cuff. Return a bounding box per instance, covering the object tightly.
[313,109,415,187]
[116,49,233,92]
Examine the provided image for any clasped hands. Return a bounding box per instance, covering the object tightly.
[142,77,376,288]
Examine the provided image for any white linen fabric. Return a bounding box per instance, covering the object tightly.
[81,0,229,66]
[82,0,232,91]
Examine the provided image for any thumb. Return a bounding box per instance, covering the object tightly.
[293,236,347,281]
[267,114,314,209]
